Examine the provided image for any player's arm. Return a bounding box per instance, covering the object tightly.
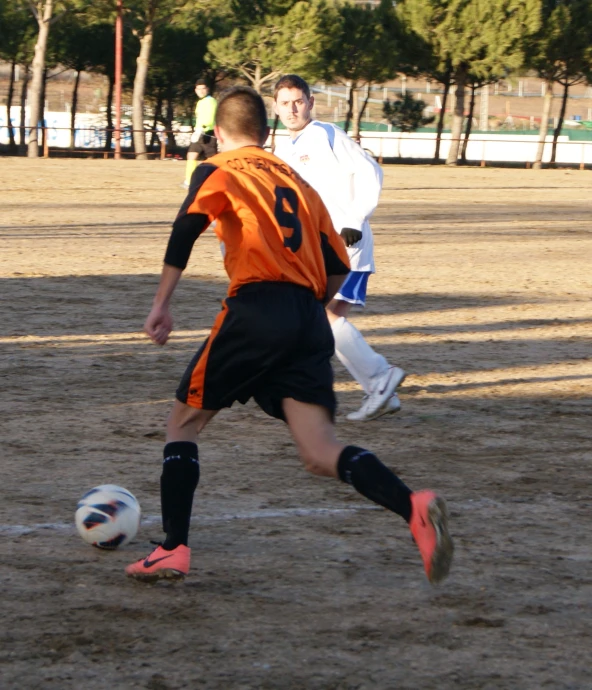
[190,101,201,142]
[145,220,205,346]
[164,212,210,270]
[144,264,183,345]
[319,207,351,305]
[332,131,383,234]
[145,165,226,345]
[165,163,225,269]
[324,274,347,305]
[145,212,210,345]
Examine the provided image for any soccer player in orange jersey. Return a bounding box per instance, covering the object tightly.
[125,86,453,585]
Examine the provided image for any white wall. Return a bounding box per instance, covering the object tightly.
[270,130,592,166]
[3,106,591,166]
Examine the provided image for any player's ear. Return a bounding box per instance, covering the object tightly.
[272,100,279,115]
[214,125,224,146]
[309,95,314,110]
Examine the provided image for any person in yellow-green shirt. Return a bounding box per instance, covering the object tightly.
[183,79,218,189]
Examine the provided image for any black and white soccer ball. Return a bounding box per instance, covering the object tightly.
[75,484,141,549]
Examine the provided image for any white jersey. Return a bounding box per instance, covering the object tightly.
[274,120,382,272]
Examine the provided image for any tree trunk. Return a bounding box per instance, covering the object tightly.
[19,65,30,154]
[461,83,477,163]
[149,95,162,152]
[270,113,279,153]
[70,70,81,149]
[344,82,354,134]
[434,68,451,162]
[353,87,371,142]
[446,65,467,165]
[165,89,176,149]
[533,80,553,169]
[28,0,54,158]
[253,64,262,94]
[40,66,48,153]
[551,80,569,164]
[352,88,361,141]
[132,29,153,159]
[7,58,17,153]
[105,74,114,152]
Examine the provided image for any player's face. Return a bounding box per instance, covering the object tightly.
[195,85,209,99]
[274,87,314,136]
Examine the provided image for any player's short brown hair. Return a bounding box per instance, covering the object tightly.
[215,86,268,144]
[273,74,311,101]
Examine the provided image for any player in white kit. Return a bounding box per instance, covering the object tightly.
[273,74,405,421]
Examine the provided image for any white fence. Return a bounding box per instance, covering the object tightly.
[3,107,592,166]
[0,108,193,149]
[271,130,592,167]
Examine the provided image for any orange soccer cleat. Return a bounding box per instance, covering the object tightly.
[409,490,453,584]
[125,544,191,582]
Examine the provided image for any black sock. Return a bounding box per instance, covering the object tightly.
[337,445,412,522]
[160,441,200,550]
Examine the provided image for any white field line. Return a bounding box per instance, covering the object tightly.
[0,330,211,346]
[0,506,380,536]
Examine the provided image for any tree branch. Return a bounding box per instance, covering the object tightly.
[49,9,69,25]
[27,1,39,22]
[259,71,280,86]
[238,65,255,82]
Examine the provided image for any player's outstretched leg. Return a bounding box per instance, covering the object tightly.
[408,490,454,585]
[338,447,453,583]
[283,398,453,584]
[330,315,406,421]
[126,403,217,582]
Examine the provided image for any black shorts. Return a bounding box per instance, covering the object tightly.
[188,131,217,159]
[176,282,336,421]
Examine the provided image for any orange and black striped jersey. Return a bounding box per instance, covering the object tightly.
[164,146,350,301]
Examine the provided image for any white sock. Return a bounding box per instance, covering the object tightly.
[331,317,389,394]
[334,348,370,394]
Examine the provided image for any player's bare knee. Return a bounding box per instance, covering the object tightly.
[300,449,336,477]
[167,401,215,440]
[303,457,332,477]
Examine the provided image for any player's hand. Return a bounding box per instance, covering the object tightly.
[144,305,173,346]
[189,130,200,144]
[340,227,363,247]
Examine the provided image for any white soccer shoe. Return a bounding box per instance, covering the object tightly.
[346,366,406,422]
[346,393,401,422]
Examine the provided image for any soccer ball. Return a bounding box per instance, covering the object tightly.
[75,484,141,549]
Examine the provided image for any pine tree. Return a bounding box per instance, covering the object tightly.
[20,0,92,158]
[207,0,334,94]
[526,0,592,168]
[0,1,36,153]
[383,93,434,132]
[146,24,210,149]
[50,14,97,148]
[124,0,191,159]
[323,1,400,140]
[399,0,540,165]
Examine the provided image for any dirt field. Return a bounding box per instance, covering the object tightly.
[1,158,591,690]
